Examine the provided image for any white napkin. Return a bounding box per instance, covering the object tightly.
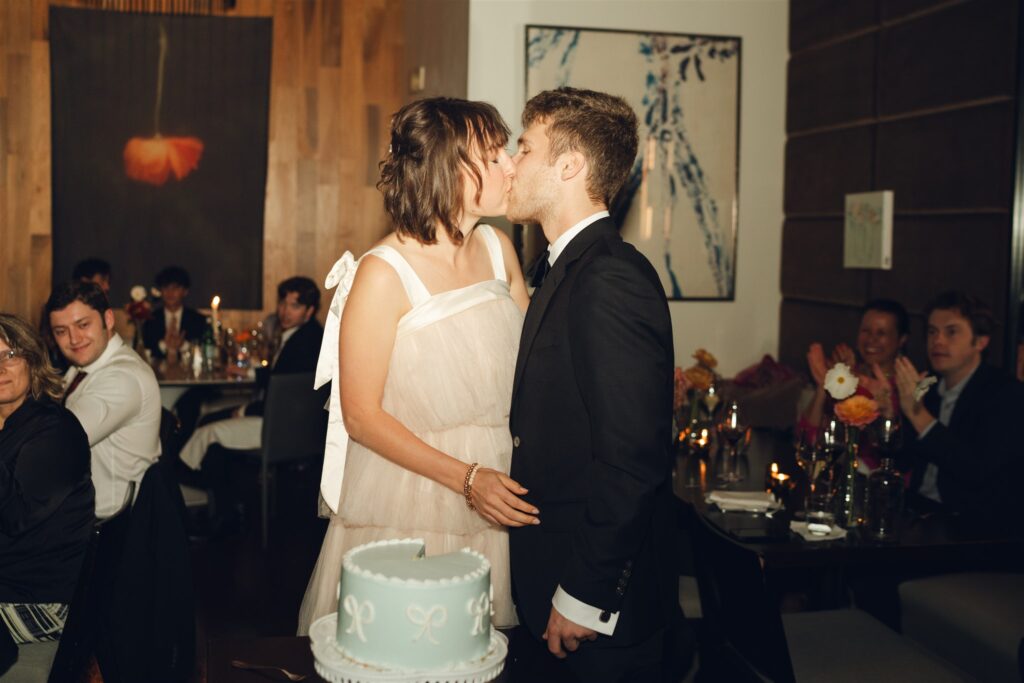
[790,520,848,542]
[706,490,782,512]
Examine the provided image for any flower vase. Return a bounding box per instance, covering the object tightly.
[837,438,865,528]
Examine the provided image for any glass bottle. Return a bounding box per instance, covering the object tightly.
[867,457,903,540]
[201,317,218,373]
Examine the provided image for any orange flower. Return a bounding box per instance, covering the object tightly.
[235,330,253,344]
[123,135,204,186]
[683,365,714,392]
[834,395,880,427]
[693,348,718,369]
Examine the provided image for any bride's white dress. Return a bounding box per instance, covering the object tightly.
[297,226,523,634]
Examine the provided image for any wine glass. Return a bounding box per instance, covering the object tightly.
[717,401,747,483]
[868,416,903,462]
[806,418,846,527]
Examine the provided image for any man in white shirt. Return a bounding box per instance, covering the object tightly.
[46,281,161,518]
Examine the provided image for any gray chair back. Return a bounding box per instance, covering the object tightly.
[260,372,328,465]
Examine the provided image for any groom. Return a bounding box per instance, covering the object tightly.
[506,87,682,682]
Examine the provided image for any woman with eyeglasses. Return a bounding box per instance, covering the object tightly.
[0,313,94,648]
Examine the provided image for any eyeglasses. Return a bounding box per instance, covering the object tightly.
[0,349,21,367]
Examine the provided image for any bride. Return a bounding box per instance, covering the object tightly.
[298,98,537,634]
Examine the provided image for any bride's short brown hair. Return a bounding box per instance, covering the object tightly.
[378,98,510,245]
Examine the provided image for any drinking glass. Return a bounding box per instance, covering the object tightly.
[805,418,846,527]
[717,401,747,483]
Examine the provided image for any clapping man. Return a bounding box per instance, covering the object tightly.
[893,291,1024,523]
[143,266,205,360]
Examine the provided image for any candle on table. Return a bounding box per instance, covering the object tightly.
[211,295,221,340]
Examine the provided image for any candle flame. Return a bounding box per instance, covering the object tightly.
[212,296,221,308]
[771,462,778,475]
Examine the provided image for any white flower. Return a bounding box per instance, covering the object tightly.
[130,285,147,302]
[150,287,162,298]
[824,362,858,400]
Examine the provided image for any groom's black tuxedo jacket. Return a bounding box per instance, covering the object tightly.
[509,217,679,648]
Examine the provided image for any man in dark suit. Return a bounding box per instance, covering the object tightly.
[505,87,682,683]
[143,265,206,359]
[894,291,1024,524]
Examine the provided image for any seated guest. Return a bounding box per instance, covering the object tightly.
[0,314,94,644]
[798,299,908,469]
[42,257,113,373]
[178,276,324,532]
[894,291,1024,522]
[46,282,161,518]
[142,265,205,360]
[71,258,112,294]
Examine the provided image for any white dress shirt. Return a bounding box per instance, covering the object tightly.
[916,365,979,503]
[64,334,162,517]
[544,210,621,636]
[164,307,181,333]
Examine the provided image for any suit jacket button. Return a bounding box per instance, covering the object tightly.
[616,587,625,596]
[513,436,521,448]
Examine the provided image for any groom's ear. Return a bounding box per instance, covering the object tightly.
[558,150,587,182]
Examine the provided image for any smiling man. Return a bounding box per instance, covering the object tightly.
[894,291,1024,522]
[46,281,161,517]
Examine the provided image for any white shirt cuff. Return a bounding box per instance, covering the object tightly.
[552,586,618,636]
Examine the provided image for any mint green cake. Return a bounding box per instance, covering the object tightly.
[336,538,493,671]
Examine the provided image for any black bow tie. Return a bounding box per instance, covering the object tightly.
[528,250,551,289]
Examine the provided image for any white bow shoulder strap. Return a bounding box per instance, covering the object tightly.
[316,251,358,514]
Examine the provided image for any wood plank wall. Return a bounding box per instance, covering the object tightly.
[0,0,406,333]
[780,0,1019,372]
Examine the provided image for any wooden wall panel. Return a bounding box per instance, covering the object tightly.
[790,0,879,52]
[781,219,868,304]
[876,102,1015,211]
[878,0,1016,116]
[784,126,875,215]
[0,0,408,334]
[783,0,1019,371]
[787,33,875,133]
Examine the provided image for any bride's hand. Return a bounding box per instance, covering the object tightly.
[469,469,540,528]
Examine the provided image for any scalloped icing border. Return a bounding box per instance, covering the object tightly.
[341,538,491,587]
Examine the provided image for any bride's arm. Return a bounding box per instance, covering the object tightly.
[339,255,538,527]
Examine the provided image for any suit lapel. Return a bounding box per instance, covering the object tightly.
[512,218,618,404]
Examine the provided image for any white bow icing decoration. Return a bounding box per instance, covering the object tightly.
[407,604,447,645]
[467,592,491,636]
[343,595,375,643]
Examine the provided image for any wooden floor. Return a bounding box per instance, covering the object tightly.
[188,460,327,683]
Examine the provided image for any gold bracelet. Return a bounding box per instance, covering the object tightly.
[463,462,481,510]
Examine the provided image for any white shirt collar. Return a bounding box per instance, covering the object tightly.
[938,362,980,400]
[547,211,610,266]
[164,307,181,329]
[81,333,124,373]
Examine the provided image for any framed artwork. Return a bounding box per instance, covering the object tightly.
[526,25,741,300]
[50,7,272,308]
[844,191,894,270]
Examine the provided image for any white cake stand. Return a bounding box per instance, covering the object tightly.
[309,613,508,683]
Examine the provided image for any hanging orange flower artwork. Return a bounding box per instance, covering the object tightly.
[123,24,204,186]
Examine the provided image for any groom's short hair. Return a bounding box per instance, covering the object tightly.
[522,87,638,206]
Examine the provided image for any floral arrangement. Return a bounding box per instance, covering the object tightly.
[125,285,158,323]
[674,348,721,444]
[823,363,880,426]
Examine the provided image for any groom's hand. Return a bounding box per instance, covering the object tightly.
[543,607,597,659]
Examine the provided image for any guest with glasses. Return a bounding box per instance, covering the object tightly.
[0,314,94,647]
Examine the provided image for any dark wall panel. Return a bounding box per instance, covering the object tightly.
[781,219,869,303]
[790,0,879,52]
[878,0,1017,116]
[876,102,1015,211]
[787,33,876,132]
[867,214,1009,360]
[782,0,1017,372]
[778,300,866,373]
[785,126,874,215]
